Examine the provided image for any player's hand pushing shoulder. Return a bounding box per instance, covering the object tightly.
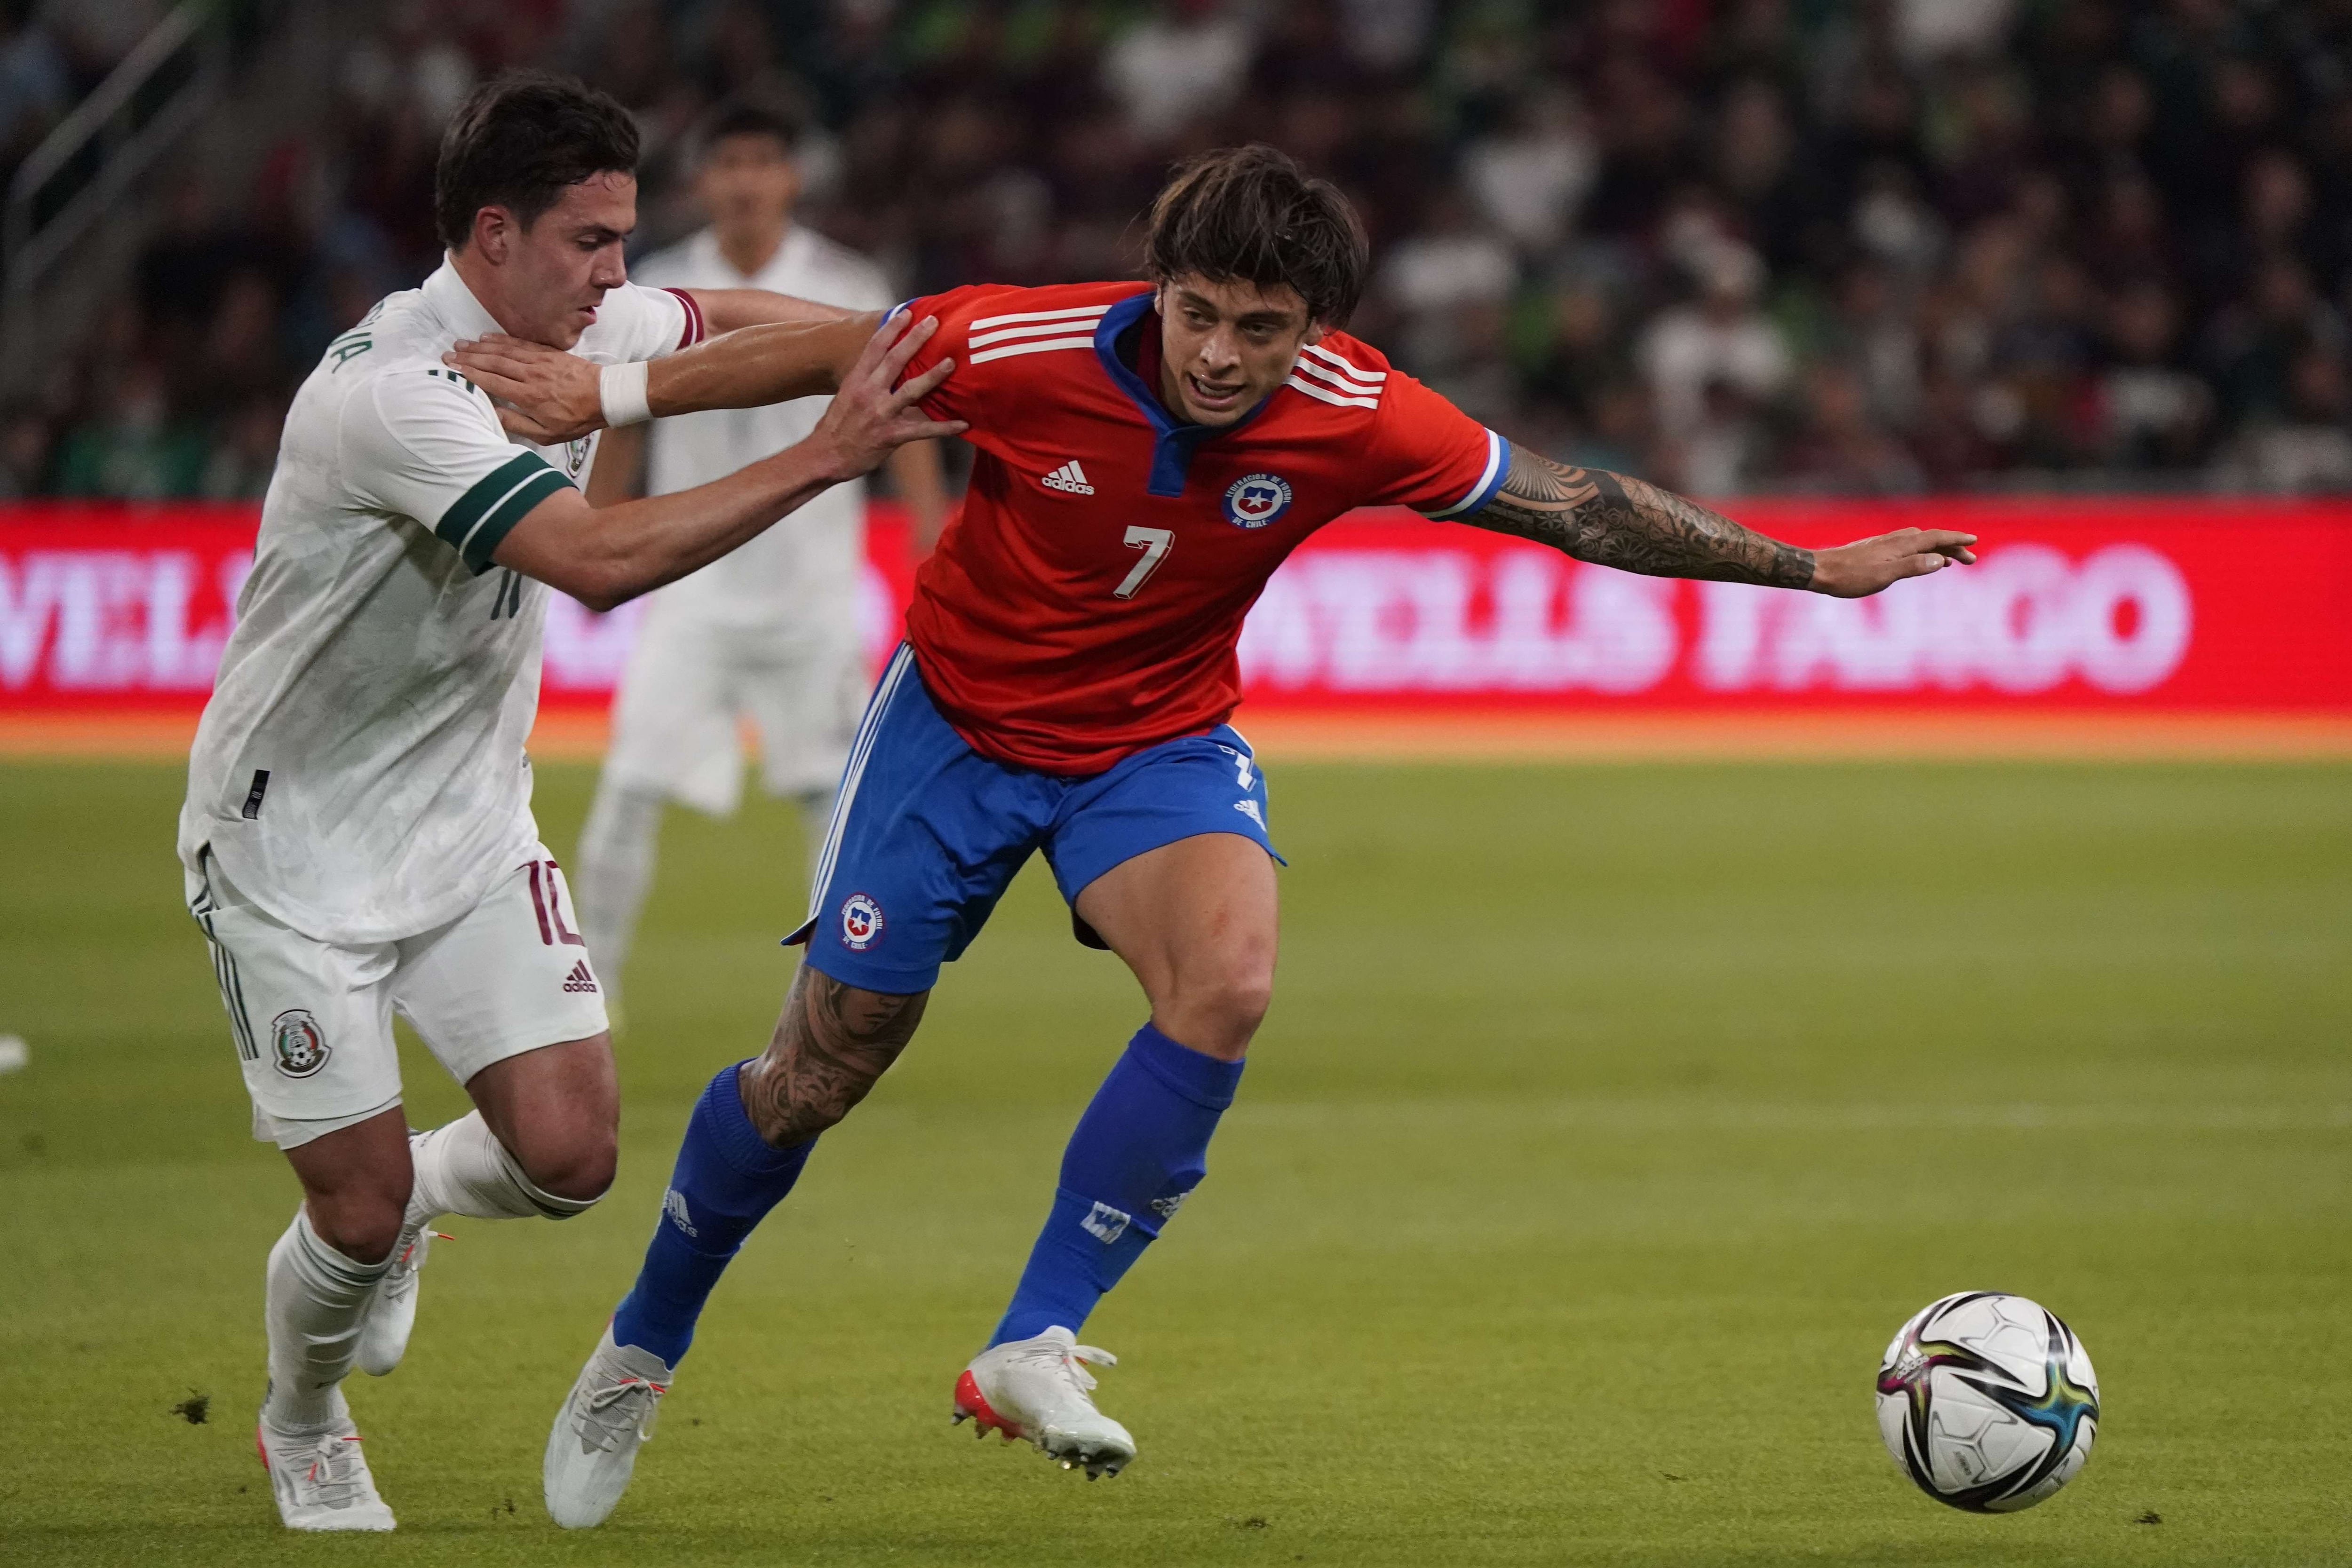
[449,310,944,444]
[485,311,963,610]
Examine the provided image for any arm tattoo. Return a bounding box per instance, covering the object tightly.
[1466,443,1815,589]
[739,967,929,1148]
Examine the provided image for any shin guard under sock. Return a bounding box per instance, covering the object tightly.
[263,1211,392,1431]
[609,1062,813,1367]
[991,1022,1244,1346]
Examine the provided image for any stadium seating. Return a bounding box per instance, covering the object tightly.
[11,0,2352,499]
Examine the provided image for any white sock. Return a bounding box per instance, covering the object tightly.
[262,1211,390,1432]
[405,1110,600,1228]
[574,776,664,1003]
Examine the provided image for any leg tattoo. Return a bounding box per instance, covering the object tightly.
[739,967,929,1148]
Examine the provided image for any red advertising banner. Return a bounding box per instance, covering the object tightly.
[2,499,2347,718]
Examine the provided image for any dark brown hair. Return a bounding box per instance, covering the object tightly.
[1144,145,1369,326]
[700,95,805,156]
[435,71,641,252]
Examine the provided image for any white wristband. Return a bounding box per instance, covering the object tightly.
[598,359,652,428]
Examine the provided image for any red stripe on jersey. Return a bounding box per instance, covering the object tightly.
[664,287,705,349]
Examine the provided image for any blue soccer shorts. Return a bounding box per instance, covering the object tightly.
[785,644,1281,994]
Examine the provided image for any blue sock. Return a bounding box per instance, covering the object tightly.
[610,1061,812,1367]
[991,1022,1245,1346]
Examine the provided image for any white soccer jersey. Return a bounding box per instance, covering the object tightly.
[632,226,894,636]
[177,260,703,944]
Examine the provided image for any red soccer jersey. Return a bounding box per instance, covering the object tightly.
[895,281,1505,773]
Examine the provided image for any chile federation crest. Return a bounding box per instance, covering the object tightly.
[1224,473,1292,529]
[840,892,884,951]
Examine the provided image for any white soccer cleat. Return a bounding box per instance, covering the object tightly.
[356,1222,447,1377]
[256,1409,397,1531]
[543,1323,672,1528]
[952,1326,1136,1478]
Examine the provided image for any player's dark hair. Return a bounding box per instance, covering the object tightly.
[434,71,641,252]
[700,96,804,156]
[1144,144,1369,327]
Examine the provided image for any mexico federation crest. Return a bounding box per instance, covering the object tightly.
[1224,472,1292,529]
[840,892,884,950]
[563,436,592,476]
[270,1009,330,1078]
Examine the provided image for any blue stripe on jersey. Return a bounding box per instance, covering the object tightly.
[1422,428,1509,520]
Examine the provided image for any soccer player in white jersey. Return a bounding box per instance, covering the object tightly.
[175,71,960,1532]
[573,100,947,1012]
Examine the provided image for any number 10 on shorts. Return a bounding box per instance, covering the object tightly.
[525,859,587,948]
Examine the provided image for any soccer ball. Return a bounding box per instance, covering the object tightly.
[1875,1291,2100,1512]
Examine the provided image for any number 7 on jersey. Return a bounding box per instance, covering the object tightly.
[1114,526,1173,600]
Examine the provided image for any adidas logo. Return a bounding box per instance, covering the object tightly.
[1041,460,1095,495]
[562,959,598,994]
[662,1187,697,1239]
[1080,1201,1131,1243]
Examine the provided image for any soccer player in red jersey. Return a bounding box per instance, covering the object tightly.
[455,146,1973,1524]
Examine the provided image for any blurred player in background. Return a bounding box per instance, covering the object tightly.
[176,72,959,1532]
[573,100,947,1017]
[455,145,1972,1528]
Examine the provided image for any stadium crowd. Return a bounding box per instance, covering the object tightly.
[13,0,2352,499]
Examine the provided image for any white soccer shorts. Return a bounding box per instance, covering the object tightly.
[185,845,609,1149]
[603,613,867,816]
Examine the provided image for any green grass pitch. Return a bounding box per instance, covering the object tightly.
[1,756,2347,1567]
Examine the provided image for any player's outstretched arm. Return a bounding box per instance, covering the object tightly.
[683,288,859,336]
[450,311,898,444]
[1466,443,1976,598]
[488,312,964,610]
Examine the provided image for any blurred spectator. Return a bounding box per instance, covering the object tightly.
[52,360,207,499]
[1670,378,1770,497]
[1379,191,1515,325]
[32,0,2352,496]
[0,400,52,498]
[1780,361,1924,494]
[1557,380,1653,476]
[201,395,287,500]
[1462,89,1596,255]
[1818,262,1922,431]
[1911,368,2003,486]
[1376,191,1517,421]
[1639,244,1791,442]
[1103,0,1253,146]
[2080,172,2173,285]
[1895,0,2014,66]
[2205,257,2347,426]
[2213,346,2352,492]
[1336,0,1431,75]
[2098,279,2211,470]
